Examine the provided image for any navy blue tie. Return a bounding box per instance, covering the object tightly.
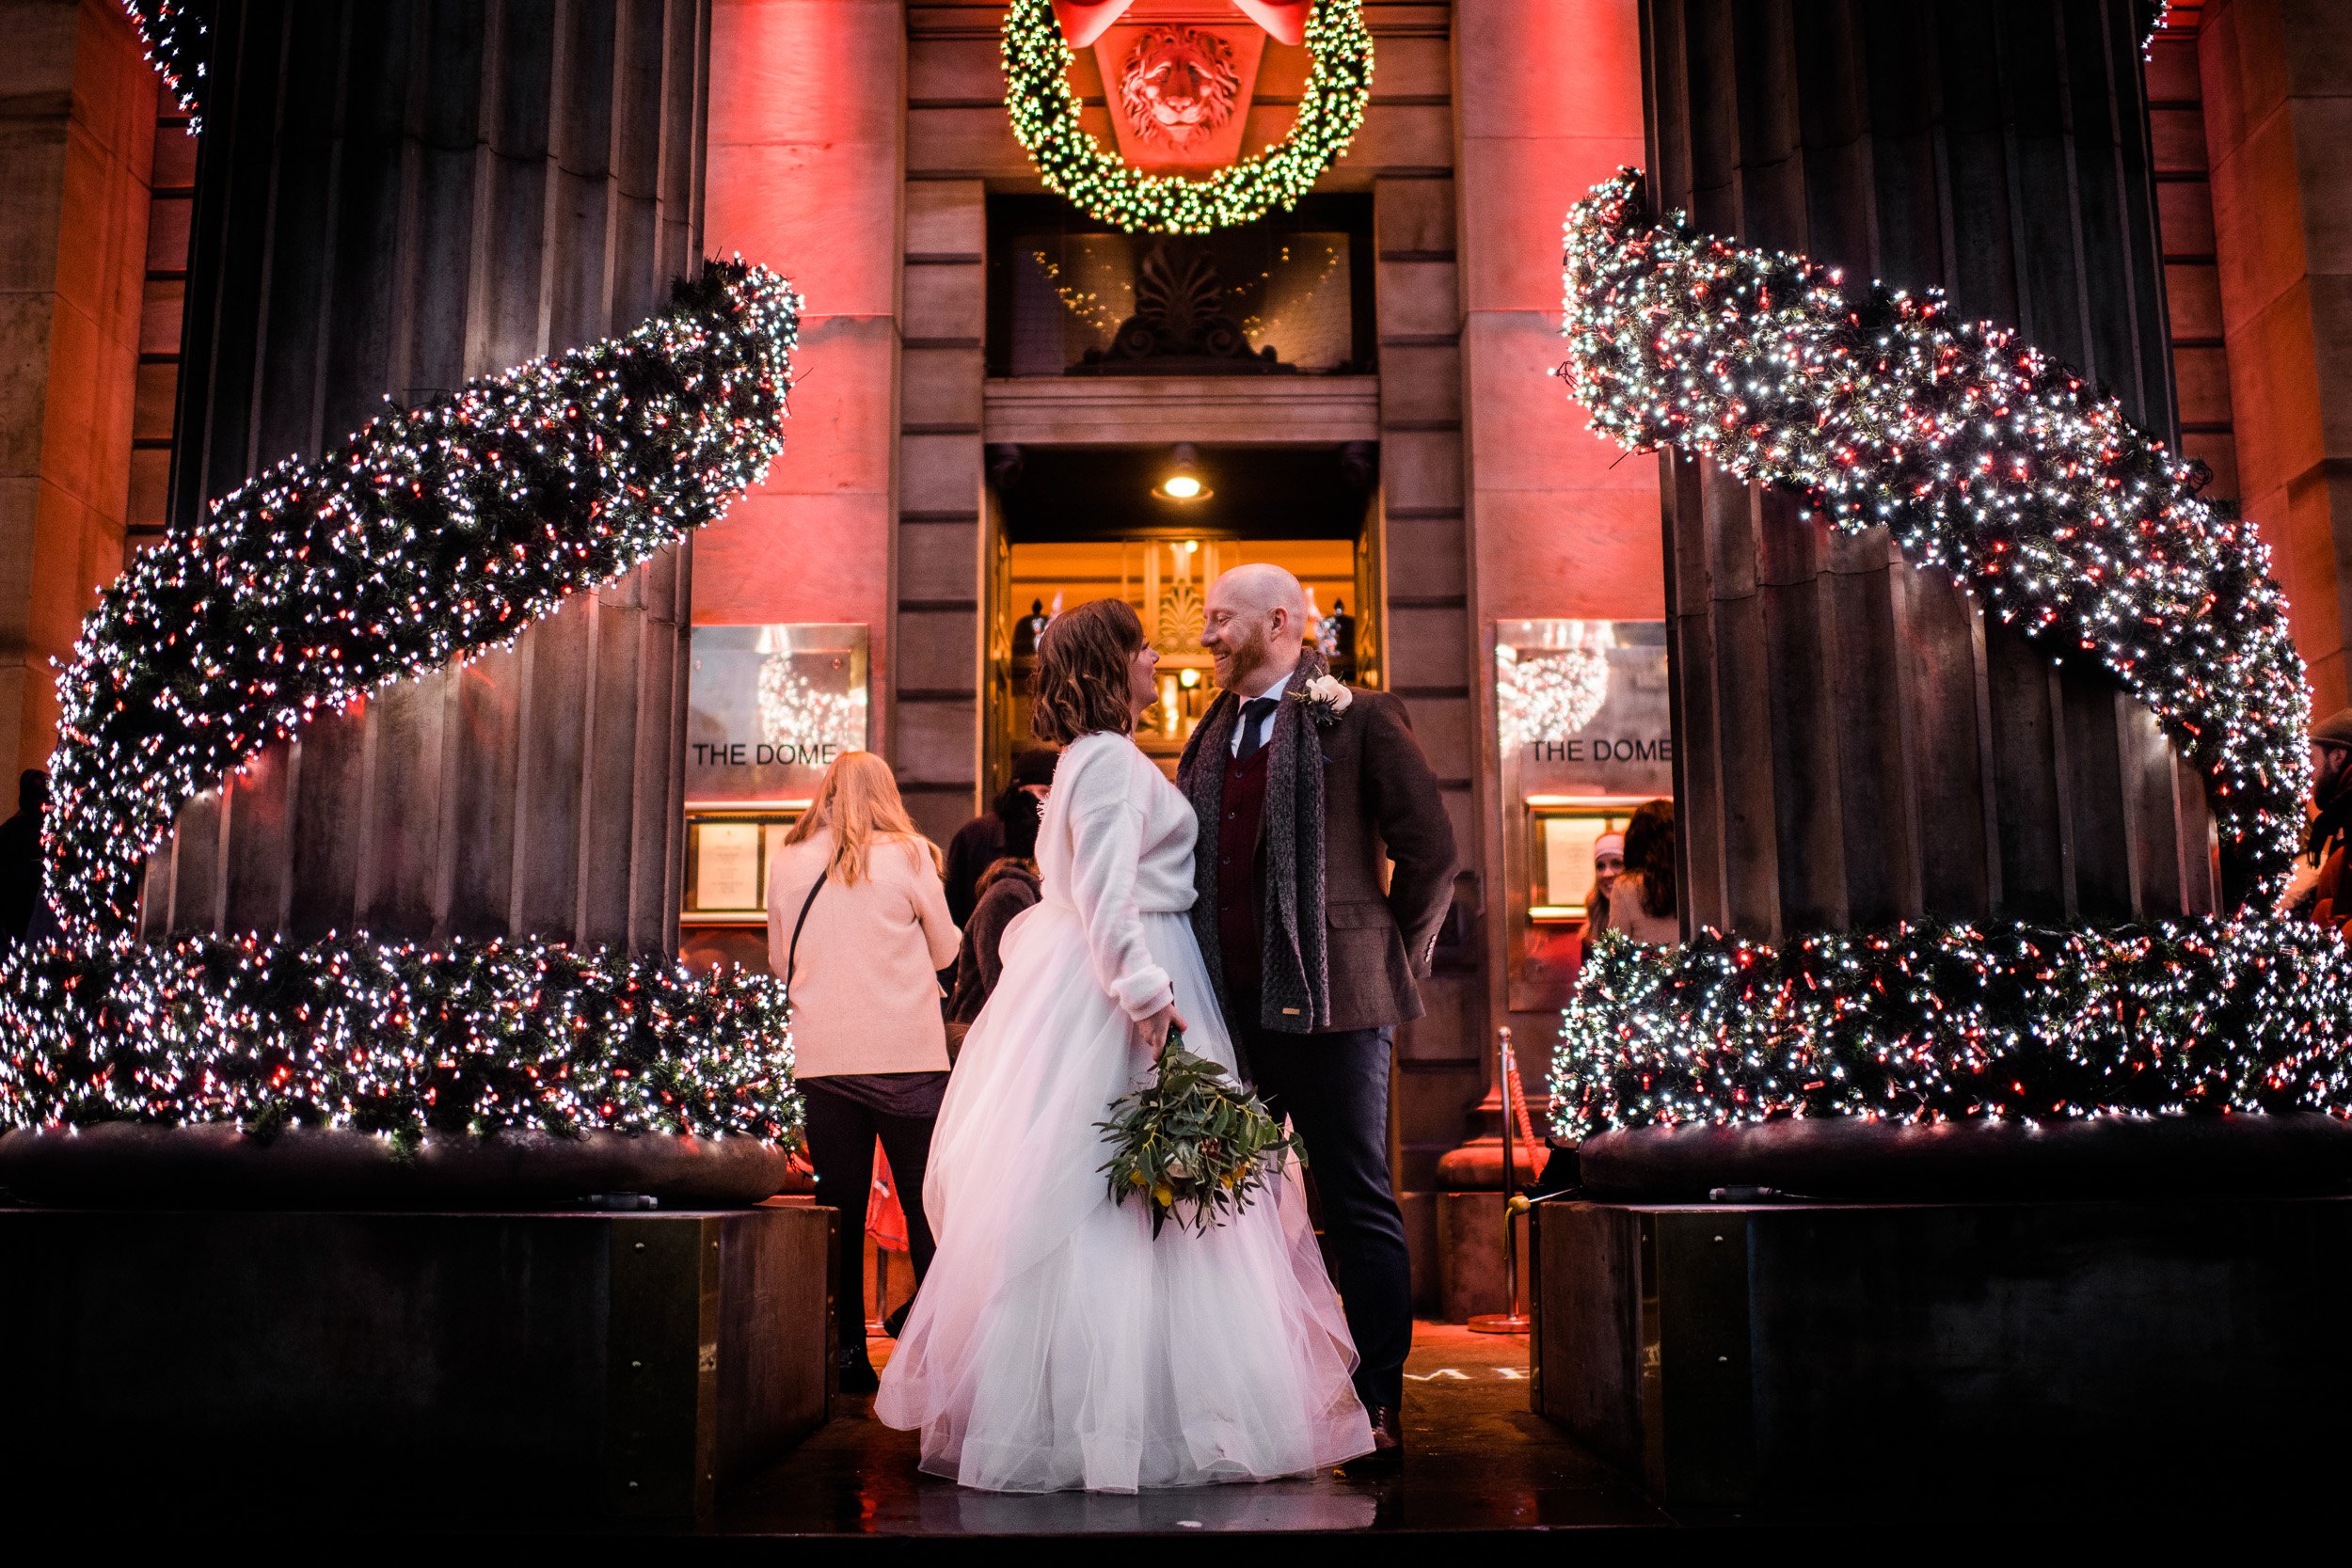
[1234,697,1279,762]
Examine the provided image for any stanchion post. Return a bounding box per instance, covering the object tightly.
[1469,1026,1531,1333]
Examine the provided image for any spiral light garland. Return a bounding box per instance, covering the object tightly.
[121,1,208,130]
[1559,168,2311,894]
[1549,167,2348,1137]
[49,261,796,942]
[1550,919,2352,1139]
[0,932,800,1146]
[5,261,804,1142]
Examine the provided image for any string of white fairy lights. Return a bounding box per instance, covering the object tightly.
[1552,920,2352,1138]
[0,932,801,1146]
[2,261,806,1143]
[120,1,206,131]
[1548,167,2352,1136]
[1559,167,2310,891]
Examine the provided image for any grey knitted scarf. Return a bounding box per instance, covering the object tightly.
[1178,653,1331,1037]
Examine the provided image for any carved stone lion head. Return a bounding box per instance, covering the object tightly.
[1118,25,1241,149]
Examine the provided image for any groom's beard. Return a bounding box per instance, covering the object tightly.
[1213,626,1271,692]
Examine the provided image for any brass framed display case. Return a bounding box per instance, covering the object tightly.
[1495,619,1673,1012]
[680,625,868,963]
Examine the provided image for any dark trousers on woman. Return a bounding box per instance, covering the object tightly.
[802,1079,939,1369]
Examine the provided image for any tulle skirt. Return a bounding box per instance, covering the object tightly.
[872,900,1374,1493]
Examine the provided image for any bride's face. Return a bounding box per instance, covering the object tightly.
[1125,641,1161,721]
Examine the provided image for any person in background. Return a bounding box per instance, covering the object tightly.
[943,786,1042,1053]
[767,751,961,1396]
[943,747,1057,927]
[2291,709,2352,932]
[1605,800,1679,945]
[0,770,50,946]
[1582,830,1625,939]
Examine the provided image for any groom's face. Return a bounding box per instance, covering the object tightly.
[1202,589,1277,691]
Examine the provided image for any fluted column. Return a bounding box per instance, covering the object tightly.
[141,0,710,956]
[1644,0,2217,937]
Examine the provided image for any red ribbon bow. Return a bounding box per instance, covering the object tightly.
[1050,0,1310,49]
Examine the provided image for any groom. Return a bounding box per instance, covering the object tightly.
[1177,564,1458,1468]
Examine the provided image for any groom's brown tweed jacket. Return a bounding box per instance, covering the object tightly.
[1178,672,1458,1035]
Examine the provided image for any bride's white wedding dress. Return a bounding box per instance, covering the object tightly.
[874,729,1374,1492]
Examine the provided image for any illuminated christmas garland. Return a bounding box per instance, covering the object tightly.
[1550,919,2352,1140]
[1559,168,2312,892]
[1001,0,1372,234]
[2,261,802,1145]
[121,1,207,130]
[0,932,798,1145]
[48,260,797,942]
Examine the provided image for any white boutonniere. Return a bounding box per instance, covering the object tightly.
[1295,673,1353,728]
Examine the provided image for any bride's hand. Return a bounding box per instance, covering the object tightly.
[1139,999,1187,1060]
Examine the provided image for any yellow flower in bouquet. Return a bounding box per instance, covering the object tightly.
[1097,1027,1304,1237]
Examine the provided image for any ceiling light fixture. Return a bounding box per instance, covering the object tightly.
[1152,443,1213,502]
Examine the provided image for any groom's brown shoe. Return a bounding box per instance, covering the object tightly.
[1347,1404,1405,1472]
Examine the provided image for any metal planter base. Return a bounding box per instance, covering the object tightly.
[0,1201,835,1524]
[1530,1195,2352,1516]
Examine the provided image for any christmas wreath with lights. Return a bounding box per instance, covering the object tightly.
[1,260,806,1145]
[1001,0,1372,234]
[1548,168,2352,1138]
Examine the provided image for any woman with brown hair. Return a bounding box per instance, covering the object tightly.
[1604,797,1679,945]
[767,750,961,1394]
[876,597,1372,1493]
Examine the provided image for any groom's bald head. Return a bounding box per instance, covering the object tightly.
[1202,563,1309,695]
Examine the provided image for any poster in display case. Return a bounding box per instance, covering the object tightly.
[1494,619,1673,1011]
[682,624,868,925]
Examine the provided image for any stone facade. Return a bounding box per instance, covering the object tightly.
[17,0,2352,1311]
[0,0,154,785]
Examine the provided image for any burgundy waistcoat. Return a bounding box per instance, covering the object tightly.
[1216,742,1274,1006]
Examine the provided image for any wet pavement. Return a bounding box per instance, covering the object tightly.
[714,1322,1671,1538]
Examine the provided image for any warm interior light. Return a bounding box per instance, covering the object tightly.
[1178,667,1200,689]
[1152,442,1213,503]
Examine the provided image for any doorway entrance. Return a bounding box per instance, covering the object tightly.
[982,443,1382,787]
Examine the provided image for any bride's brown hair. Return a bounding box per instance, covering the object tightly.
[1030,598,1147,745]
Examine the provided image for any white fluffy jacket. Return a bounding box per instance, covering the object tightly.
[1038,731,1200,1022]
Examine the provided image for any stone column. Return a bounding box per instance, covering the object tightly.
[1440,0,1653,1318]
[0,0,154,785]
[2200,0,2352,716]
[142,0,710,956]
[1643,0,2217,936]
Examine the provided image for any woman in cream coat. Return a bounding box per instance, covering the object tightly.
[768,751,961,1393]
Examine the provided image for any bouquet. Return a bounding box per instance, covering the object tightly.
[1098,1027,1304,1237]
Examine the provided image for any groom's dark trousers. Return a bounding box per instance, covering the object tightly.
[1181,672,1458,1421]
[1238,1017,1414,1412]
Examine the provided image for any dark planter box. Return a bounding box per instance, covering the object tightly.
[1530,1195,2352,1517]
[0,1201,835,1525]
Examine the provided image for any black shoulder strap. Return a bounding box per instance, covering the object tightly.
[784,867,828,997]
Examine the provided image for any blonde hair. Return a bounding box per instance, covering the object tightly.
[781,751,944,885]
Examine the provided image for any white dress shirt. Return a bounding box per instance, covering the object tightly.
[1228,670,1294,756]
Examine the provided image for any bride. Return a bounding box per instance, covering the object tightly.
[875,597,1374,1493]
